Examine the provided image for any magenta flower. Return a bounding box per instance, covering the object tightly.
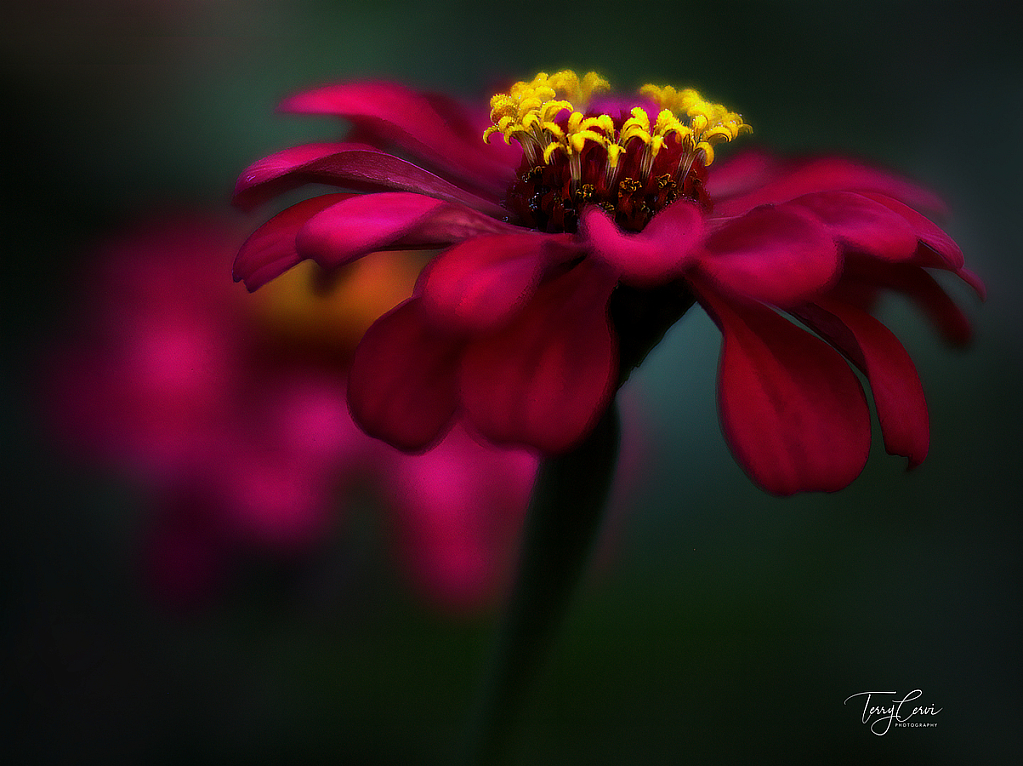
[235,70,982,495]
[44,215,538,610]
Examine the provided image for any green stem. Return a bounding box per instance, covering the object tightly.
[461,402,621,766]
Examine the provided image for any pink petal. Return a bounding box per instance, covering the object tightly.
[386,424,536,610]
[704,148,781,201]
[580,201,706,286]
[696,286,871,495]
[856,192,964,270]
[460,260,619,453]
[420,92,521,169]
[843,259,975,345]
[786,191,919,261]
[420,232,578,331]
[713,155,947,218]
[234,193,354,291]
[234,142,352,208]
[348,298,463,452]
[697,204,840,307]
[233,142,505,217]
[957,267,987,301]
[219,448,332,549]
[795,301,929,467]
[280,82,515,197]
[295,193,519,271]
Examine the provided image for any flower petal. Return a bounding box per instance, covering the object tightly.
[233,142,505,216]
[296,193,519,271]
[280,82,515,196]
[795,301,929,467]
[956,267,987,301]
[696,286,871,495]
[421,92,522,170]
[420,232,578,332]
[348,298,463,452]
[460,260,619,453]
[580,201,706,286]
[703,148,781,200]
[713,155,947,218]
[385,424,536,610]
[843,258,975,345]
[697,204,840,307]
[855,192,964,270]
[786,191,919,262]
[234,193,354,291]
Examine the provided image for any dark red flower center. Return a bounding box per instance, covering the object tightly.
[503,130,712,234]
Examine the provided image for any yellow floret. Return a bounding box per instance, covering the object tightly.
[484,70,749,176]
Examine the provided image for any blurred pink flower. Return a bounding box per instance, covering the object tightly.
[233,70,982,495]
[44,214,539,611]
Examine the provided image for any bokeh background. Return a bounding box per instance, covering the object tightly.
[4,1,1020,763]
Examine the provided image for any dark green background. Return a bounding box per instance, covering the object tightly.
[4,1,1020,763]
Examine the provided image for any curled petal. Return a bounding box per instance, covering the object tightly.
[795,301,929,467]
[280,82,515,196]
[580,201,706,286]
[713,155,947,218]
[697,205,840,307]
[696,286,871,495]
[233,142,505,216]
[296,193,519,270]
[856,193,964,270]
[460,260,619,453]
[348,299,463,452]
[956,267,987,301]
[786,191,919,262]
[843,258,976,345]
[421,232,579,332]
[234,193,354,291]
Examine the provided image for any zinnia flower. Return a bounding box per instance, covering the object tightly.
[43,215,538,610]
[234,70,982,496]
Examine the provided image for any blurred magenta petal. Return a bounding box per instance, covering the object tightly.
[856,192,964,270]
[786,191,919,261]
[698,287,871,495]
[713,155,947,217]
[460,260,619,453]
[46,214,539,610]
[421,92,523,170]
[296,192,519,271]
[386,425,537,610]
[702,148,781,200]
[957,267,987,300]
[218,449,333,549]
[280,82,514,196]
[844,258,976,345]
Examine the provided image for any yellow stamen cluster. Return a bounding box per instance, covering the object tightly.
[638,84,750,166]
[484,70,611,167]
[484,70,750,180]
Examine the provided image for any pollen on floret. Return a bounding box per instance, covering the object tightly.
[484,70,750,235]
